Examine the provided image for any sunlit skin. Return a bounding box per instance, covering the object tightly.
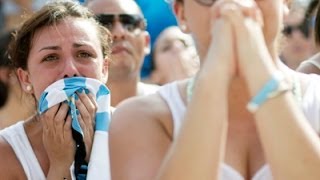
[110,0,320,180]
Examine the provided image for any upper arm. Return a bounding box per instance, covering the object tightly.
[109,96,172,180]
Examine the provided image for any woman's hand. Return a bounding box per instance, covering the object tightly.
[197,1,237,86]
[217,0,277,92]
[75,90,98,163]
[41,102,75,176]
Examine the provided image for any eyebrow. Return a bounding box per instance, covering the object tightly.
[38,43,92,52]
[38,46,61,52]
[73,42,90,48]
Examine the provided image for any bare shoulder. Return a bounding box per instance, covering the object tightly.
[111,92,173,137]
[109,90,176,180]
[0,136,26,179]
[111,79,189,135]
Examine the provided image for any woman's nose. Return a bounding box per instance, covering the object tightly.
[62,59,80,78]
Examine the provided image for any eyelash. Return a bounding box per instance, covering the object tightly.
[42,54,58,62]
[77,51,93,58]
[41,51,94,62]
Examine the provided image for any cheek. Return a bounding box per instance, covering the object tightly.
[32,80,50,101]
[89,61,105,80]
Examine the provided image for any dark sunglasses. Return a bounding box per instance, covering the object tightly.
[194,0,216,6]
[96,14,146,32]
[282,23,310,38]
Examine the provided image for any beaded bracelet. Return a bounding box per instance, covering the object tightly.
[247,71,291,113]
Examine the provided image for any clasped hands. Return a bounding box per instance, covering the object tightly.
[202,0,276,86]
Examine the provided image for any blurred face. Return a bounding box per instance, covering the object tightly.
[153,26,199,84]
[88,0,150,80]
[175,0,286,60]
[281,10,313,69]
[18,17,107,100]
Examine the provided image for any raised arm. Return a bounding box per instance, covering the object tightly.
[229,1,320,179]
[155,5,238,180]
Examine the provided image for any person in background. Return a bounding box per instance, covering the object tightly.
[87,0,159,107]
[0,30,34,128]
[280,2,314,70]
[297,0,320,74]
[0,1,111,179]
[149,26,199,85]
[136,0,178,79]
[0,1,5,32]
[110,0,320,179]
[2,0,47,31]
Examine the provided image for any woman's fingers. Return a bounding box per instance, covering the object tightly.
[75,90,97,162]
[64,115,73,141]
[54,102,69,135]
[42,103,60,132]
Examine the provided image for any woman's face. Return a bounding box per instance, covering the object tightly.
[176,0,286,60]
[18,17,108,100]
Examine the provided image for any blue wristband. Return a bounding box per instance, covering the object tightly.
[247,71,290,113]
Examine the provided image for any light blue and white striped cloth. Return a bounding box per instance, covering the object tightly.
[38,77,111,180]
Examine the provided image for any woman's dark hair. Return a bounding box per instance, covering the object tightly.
[0,31,14,68]
[314,2,320,45]
[303,0,320,45]
[0,31,13,108]
[9,0,112,70]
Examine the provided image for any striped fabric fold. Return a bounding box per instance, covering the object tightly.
[38,77,111,180]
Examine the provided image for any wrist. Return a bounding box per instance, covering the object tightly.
[47,164,71,179]
[246,71,291,113]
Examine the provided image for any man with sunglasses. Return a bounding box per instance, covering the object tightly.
[87,0,159,107]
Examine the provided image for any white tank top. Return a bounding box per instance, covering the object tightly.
[158,74,320,180]
[0,121,46,180]
[300,59,320,71]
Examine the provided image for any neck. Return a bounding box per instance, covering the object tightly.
[0,85,35,129]
[107,74,140,107]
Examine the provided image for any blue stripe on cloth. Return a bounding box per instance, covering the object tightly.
[38,92,49,113]
[96,112,110,131]
[96,84,110,99]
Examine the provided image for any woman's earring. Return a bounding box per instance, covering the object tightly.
[26,85,32,92]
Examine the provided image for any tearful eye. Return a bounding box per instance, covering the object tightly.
[42,55,58,62]
[77,52,93,58]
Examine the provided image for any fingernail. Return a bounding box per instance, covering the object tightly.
[77,89,83,93]
[84,89,90,94]
[76,109,80,116]
[74,95,79,101]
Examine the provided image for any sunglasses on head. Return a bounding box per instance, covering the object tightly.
[96,14,146,32]
[282,23,310,38]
